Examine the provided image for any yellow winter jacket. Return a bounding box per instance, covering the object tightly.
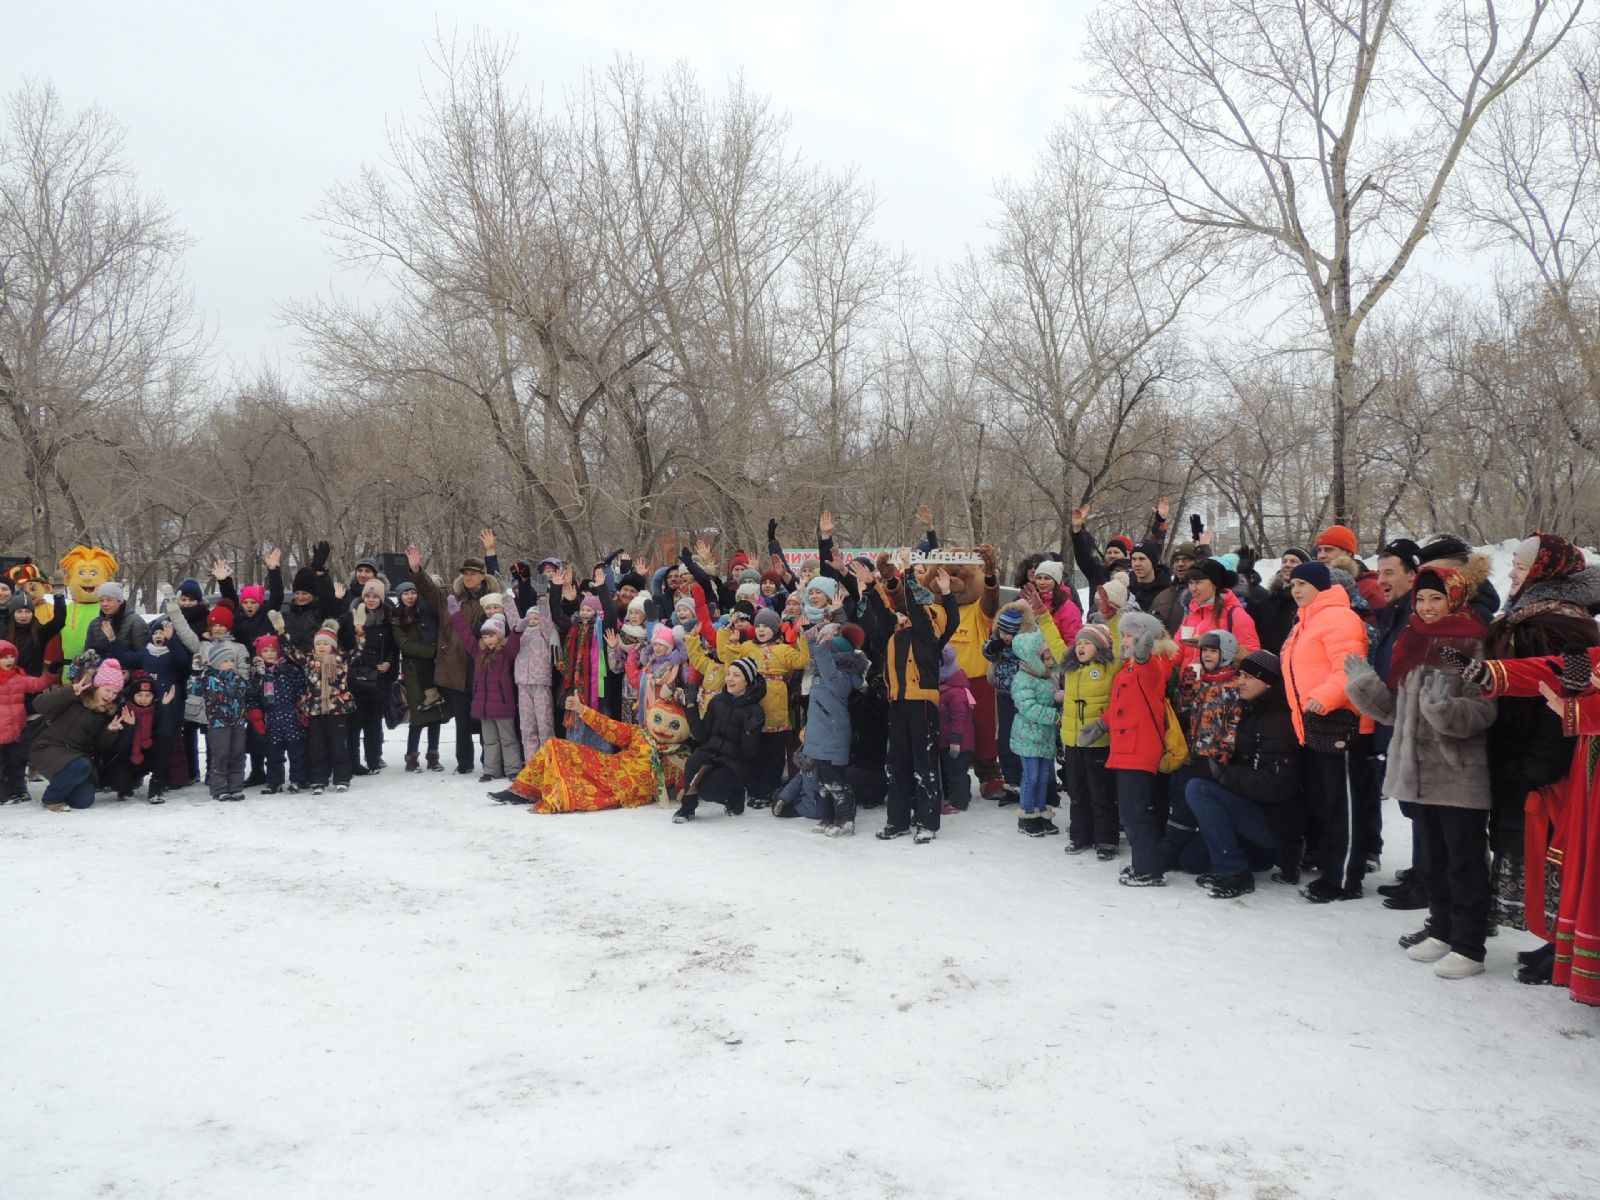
[716,629,809,731]
[685,633,726,717]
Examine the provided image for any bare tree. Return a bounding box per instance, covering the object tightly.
[1088,0,1584,529]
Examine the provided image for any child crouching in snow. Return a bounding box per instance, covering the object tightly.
[103,669,161,802]
[1162,629,1243,875]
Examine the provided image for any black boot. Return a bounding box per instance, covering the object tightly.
[1515,942,1556,984]
[426,754,444,772]
[405,753,421,773]
[1208,873,1256,899]
[1382,877,1429,910]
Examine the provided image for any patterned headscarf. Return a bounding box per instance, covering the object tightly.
[1513,532,1585,597]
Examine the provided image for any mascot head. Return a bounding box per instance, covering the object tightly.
[643,695,692,756]
[60,545,118,605]
[7,560,52,606]
[938,544,998,608]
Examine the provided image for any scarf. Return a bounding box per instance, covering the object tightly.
[128,701,157,765]
[1388,611,1488,689]
[313,649,339,712]
[1516,533,1586,596]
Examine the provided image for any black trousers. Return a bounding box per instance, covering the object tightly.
[1418,804,1491,961]
[886,699,941,834]
[1062,745,1117,847]
[1305,747,1373,891]
[347,690,385,769]
[1,732,33,799]
[1356,734,1384,858]
[308,714,352,786]
[751,730,787,800]
[406,722,442,759]
[444,686,476,772]
[680,750,745,817]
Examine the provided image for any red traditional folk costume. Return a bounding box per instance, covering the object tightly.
[508,701,688,813]
[1484,647,1600,1005]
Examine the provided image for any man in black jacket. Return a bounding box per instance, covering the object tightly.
[1185,650,1304,898]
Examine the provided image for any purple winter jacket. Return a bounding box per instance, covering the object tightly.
[448,610,522,720]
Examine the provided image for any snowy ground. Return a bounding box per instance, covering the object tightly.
[4,724,1598,1200]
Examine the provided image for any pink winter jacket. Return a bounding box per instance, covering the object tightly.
[509,589,558,689]
[1176,589,1260,673]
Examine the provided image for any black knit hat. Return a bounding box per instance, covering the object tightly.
[1239,649,1282,683]
[1187,557,1237,591]
[292,567,317,594]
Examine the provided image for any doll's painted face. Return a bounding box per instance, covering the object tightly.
[21,577,50,605]
[645,700,691,751]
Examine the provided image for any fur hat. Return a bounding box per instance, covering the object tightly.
[96,581,126,603]
[362,579,387,601]
[480,614,508,640]
[1239,649,1282,683]
[479,592,504,610]
[1315,525,1359,556]
[1418,535,1471,564]
[92,659,125,690]
[313,620,341,648]
[253,634,281,656]
[207,604,235,631]
[617,571,647,593]
[239,584,265,604]
[730,658,760,689]
[292,567,317,594]
[1117,611,1168,663]
[1290,561,1332,591]
[1197,629,1241,664]
[1033,560,1065,586]
[459,556,487,575]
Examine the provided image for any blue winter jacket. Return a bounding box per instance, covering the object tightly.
[804,642,867,766]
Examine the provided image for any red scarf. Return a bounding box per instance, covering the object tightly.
[128,701,157,765]
[1388,611,1488,688]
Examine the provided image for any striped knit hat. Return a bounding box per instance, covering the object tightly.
[995,607,1025,636]
[730,658,760,689]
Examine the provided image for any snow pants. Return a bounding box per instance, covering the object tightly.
[518,684,556,762]
[480,716,522,778]
[1062,745,1116,849]
[308,714,352,787]
[1114,768,1164,876]
[205,725,248,798]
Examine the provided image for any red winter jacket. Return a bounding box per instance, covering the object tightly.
[0,650,56,744]
[1106,649,1179,773]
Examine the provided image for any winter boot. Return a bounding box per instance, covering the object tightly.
[405,753,421,773]
[1301,879,1362,904]
[825,820,856,838]
[1095,844,1117,862]
[1022,816,1049,838]
[1433,952,1485,980]
[1065,839,1093,854]
[1516,942,1555,985]
[876,825,912,841]
[1405,937,1452,963]
[913,827,936,844]
[426,754,444,772]
[672,807,696,824]
[1118,867,1167,888]
[1207,873,1255,899]
[1037,812,1060,835]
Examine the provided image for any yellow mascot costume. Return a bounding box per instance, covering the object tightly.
[57,545,119,669]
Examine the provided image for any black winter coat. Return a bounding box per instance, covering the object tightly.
[1249,584,1299,655]
[687,679,766,778]
[1214,694,1303,856]
[280,571,349,655]
[349,603,400,697]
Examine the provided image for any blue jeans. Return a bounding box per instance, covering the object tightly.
[1019,755,1051,815]
[42,756,96,809]
[1186,777,1280,876]
[1114,768,1163,875]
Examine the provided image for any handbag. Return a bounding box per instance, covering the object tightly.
[1303,707,1359,754]
[385,678,409,730]
[183,692,206,726]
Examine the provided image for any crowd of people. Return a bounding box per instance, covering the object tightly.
[2,505,1598,1006]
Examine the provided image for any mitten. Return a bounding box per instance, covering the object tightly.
[1342,653,1376,686]
[267,609,285,633]
[1077,719,1108,747]
[1435,644,1491,689]
[511,560,531,582]
[156,581,175,604]
[311,540,331,571]
[1420,671,1452,704]
[767,518,778,543]
[1559,645,1594,696]
[445,594,462,616]
[247,708,266,736]
[1189,514,1204,541]
[352,605,367,630]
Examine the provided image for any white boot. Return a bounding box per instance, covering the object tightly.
[1406,937,1452,963]
[1433,952,1485,980]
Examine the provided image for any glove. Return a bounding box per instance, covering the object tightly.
[1559,645,1594,696]
[1077,719,1108,747]
[511,560,532,582]
[1238,547,1257,577]
[311,540,331,572]
[1420,671,1452,704]
[446,594,462,616]
[1435,644,1491,689]
[267,609,285,633]
[767,518,778,543]
[1343,653,1376,686]
[156,581,175,603]
[247,708,266,736]
[1189,514,1203,541]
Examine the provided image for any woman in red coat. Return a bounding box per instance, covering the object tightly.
[1096,610,1179,887]
[1281,561,1373,903]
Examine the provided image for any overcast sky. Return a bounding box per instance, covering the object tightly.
[12,0,1094,372]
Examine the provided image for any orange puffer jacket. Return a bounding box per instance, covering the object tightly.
[1281,586,1372,745]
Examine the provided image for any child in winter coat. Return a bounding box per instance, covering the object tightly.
[194,639,251,802]
[781,622,868,836]
[676,659,768,823]
[1061,622,1119,858]
[103,669,161,801]
[1162,629,1244,874]
[299,620,355,793]
[983,601,1035,802]
[254,622,309,793]
[1009,630,1062,837]
[939,645,976,814]
[1094,610,1181,886]
[508,579,560,762]
[1345,565,1497,979]
[0,638,55,803]
[447,598,524,781]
